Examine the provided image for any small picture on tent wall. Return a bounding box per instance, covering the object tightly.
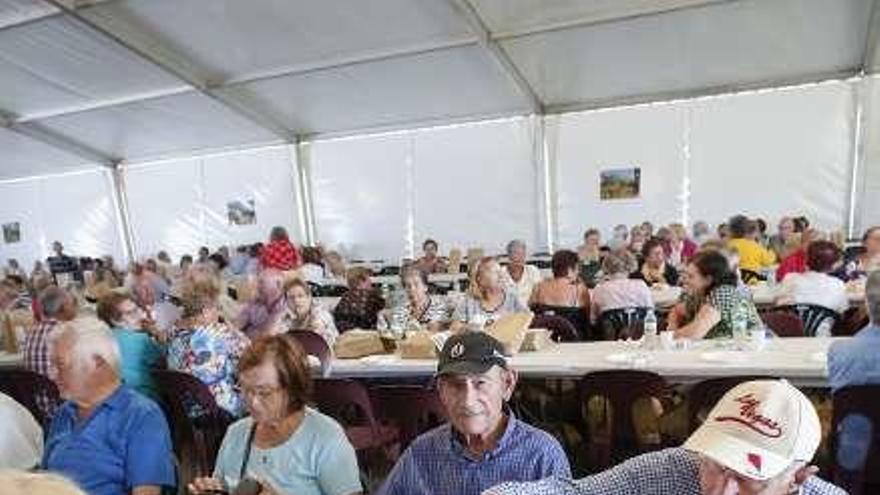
[2,222,21,244]
[600,167,641,200]
[227,200,257,226]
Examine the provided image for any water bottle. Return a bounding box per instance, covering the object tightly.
[643,309,658,349]
[381,284,391,309]
[815,318,834,338]
[732,300,749,343]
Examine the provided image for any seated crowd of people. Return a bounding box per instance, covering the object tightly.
[0,214,878,495]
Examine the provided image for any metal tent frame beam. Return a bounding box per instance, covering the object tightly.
[447,0,543,114]
[0,111,117,166]
[38,0,295,144]
[863,0,880,74]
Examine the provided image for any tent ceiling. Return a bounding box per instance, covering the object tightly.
[0,125,93,178]
[0,0,877,177]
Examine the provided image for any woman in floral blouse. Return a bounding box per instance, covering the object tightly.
[167,277,250,417]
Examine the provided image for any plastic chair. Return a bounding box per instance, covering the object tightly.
[578,370,670,468]
[777,304,840,336]
[371,385,447,449]
[530,313,580,342]
[152,370,234,476]
[313,378,399,457]
[286,330,332,376]
[760,311,805,337]
[831,385,880,495]
[597,307,651,341]
[0,369,61,431]
[311,284,349,298]
[687,376,773,432]
[530,304,589,340]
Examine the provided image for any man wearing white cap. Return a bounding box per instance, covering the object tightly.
[485,380,844,495]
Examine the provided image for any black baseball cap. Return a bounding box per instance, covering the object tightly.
[436,332,508,376]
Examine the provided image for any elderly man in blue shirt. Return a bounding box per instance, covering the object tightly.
[378,332,570,495]
[43,321,175,495]
[827,270,880,476]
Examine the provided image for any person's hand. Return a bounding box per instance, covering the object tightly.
[188,476,226,494]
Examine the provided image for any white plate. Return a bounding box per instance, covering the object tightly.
[699,351,750,364]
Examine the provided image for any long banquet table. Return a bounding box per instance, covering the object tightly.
[327,337,841,388]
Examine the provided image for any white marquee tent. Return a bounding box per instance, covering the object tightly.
[1,0,879,267]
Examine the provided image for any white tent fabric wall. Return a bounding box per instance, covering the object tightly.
[308,117,544,262]
[687,81,854,233]
[0,169,125,269]
[855,76,880,234]
[548,103,689,248]
[123,146,302,261]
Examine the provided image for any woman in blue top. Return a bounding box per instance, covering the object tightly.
[97,292,165,402]
[188,335,362,495]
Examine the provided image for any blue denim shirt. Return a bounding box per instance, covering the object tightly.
[43,386,175,495]
[378,414,570,495]
[827,325,880,470]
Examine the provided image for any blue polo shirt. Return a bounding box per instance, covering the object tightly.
[378,414,570,495]
[43,385,175,495]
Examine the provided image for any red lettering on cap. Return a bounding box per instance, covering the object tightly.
[714,393,783,438]
[748,453,762,472]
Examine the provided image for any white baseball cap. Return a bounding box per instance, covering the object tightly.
[683,380,821,481]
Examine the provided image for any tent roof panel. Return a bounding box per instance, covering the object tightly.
[0,14,187,119]
[81,0,476,84]
[218,44,530,136]
[0,126,94,178]
[33,91,282,162]
[501,0,871,107]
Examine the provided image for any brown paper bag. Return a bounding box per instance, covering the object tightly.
[398,331,440,359]
[486,312,533,356]
[334,330,387,359]
[521,328,554,352]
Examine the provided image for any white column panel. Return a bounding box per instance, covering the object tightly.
[855,76,880,234]
[411,118,541,256]
[309,134,410,261]
[688,82,853,231]
[125,158,204,260]
[550,103,689,249]
[201,146,302,250]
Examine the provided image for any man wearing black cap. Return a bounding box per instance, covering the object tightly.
[378,332,570,495]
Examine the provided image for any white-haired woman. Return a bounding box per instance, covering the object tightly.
[451,257,527,332]
[502,239,543,307]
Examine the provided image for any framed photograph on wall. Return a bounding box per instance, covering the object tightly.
[2,222,21,244]
[227,199,257,226]
[600,167,641,200]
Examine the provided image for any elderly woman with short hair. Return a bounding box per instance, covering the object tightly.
[590,250,653,323]
[189,335,362,495]
[279,278,338,346]
[332,267,385,332]
[390,266,450,332]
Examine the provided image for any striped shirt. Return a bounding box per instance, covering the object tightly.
[23,318,61,419]
[378,414,570,495]
[488,448,845,495]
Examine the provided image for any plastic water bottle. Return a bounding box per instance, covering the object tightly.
[643,309,658,349]
[732,301,749,343]
[815,318,834,338]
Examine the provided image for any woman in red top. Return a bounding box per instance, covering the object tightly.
[775,228,820,282]
[259,226,301,271]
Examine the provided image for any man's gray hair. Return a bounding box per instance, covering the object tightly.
[39,286,70,318]
[867,271,880,324]
[50,319,121,375]
[506,239,527,256]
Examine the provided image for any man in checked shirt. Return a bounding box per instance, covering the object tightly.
[486,380,844,495]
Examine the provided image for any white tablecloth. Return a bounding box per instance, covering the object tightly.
[328,337,840,387]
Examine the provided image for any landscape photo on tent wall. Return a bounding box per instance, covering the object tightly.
[600,167,641,200]
[2,222,21,243]
[227,199,257,226]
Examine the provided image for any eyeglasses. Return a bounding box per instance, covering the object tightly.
[235,384,283,401]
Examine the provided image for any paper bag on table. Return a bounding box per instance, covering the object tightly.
[521,328,553,352]
[486,312,533,356]
[334,330,386,359]
[398,331,442,359]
